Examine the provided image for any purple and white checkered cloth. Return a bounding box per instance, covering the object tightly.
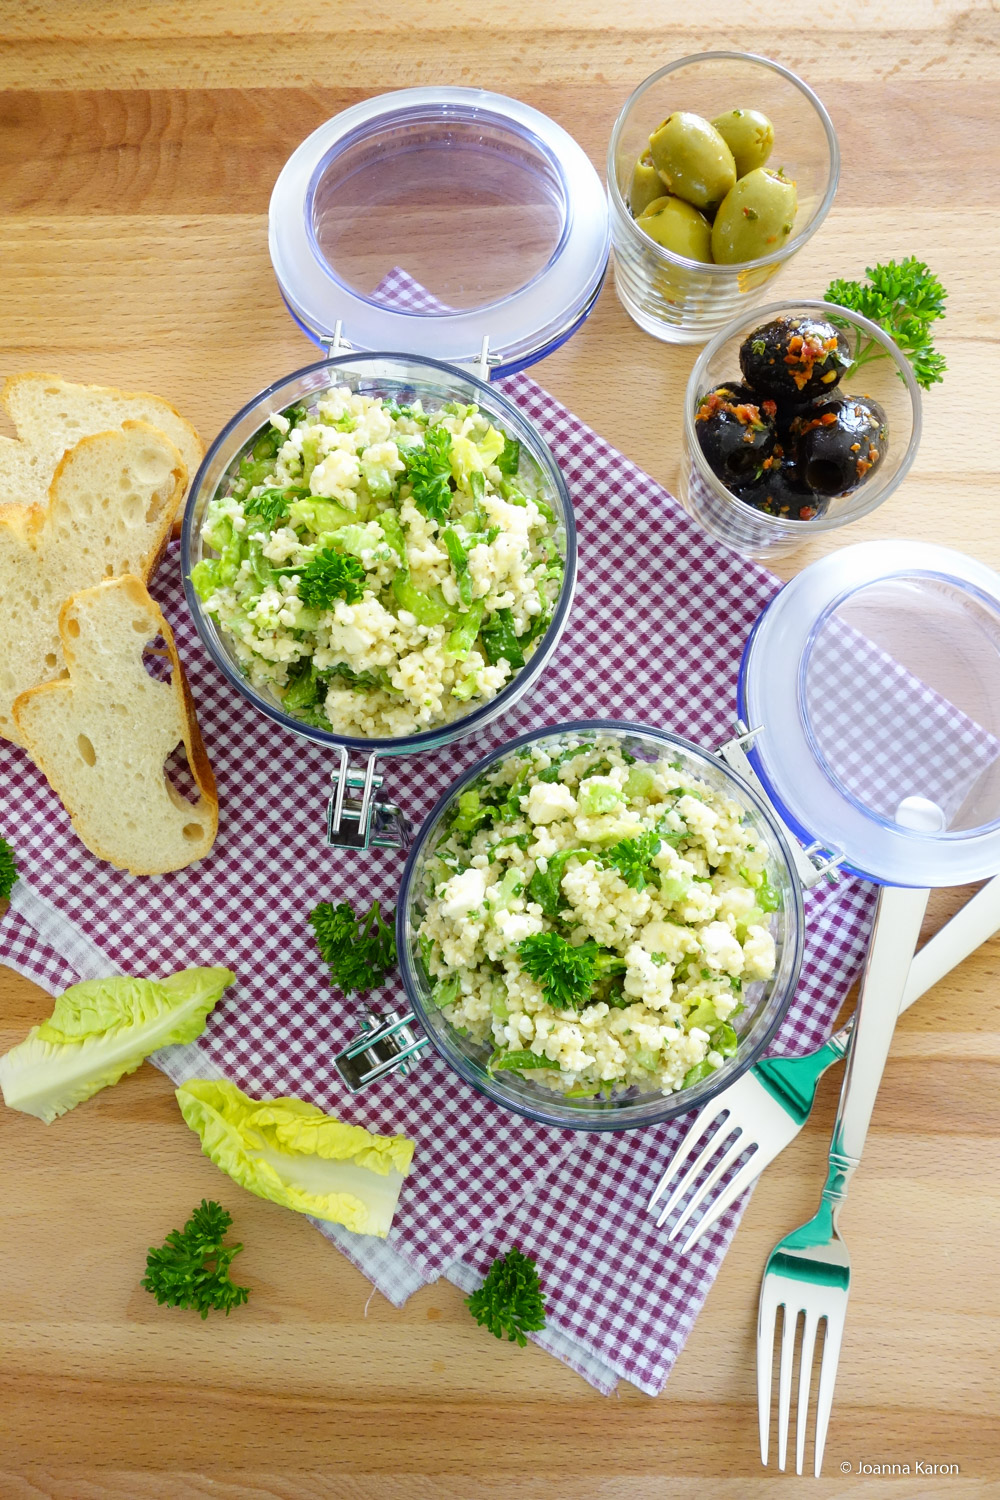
[0,350,884,1397]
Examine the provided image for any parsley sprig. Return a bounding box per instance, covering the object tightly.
[517,931,624,1011]
[297,548,367,610]
[309,898,397,997]
[0,835,18,902]
[141,1200,249,1319]
[402,423,454,526]
[244,486,300,529]
[466,1248,547,1346]
[825,257,947,389]
[603,826,664,891]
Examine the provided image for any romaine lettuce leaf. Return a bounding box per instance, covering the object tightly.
[174,1079,414,1238]
[0,968,234,1124]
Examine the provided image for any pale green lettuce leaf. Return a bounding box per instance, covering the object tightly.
[175,1078,414,1238]
[0,968,234,1124]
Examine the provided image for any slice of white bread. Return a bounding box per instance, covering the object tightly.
[13,576,218,875]
[0,421,186,747]
[0,373,203,511]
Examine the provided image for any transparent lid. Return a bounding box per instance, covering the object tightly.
[269,88,610,376]
[738,541,1000,885]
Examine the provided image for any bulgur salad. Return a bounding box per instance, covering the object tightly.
[190,389,564,738]
[416,734,781,1098]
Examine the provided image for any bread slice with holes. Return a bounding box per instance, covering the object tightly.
[0,372,203,510]
[0,421,186,747]
[13,576,218,875]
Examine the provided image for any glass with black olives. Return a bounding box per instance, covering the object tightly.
[680,300,922,559]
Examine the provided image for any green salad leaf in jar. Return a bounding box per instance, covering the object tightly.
[192,391,564,740]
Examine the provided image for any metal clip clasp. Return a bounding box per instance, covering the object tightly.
[334,1008,430,1090]
[319,319,354,357]
[327,748,411,851]
[716,722,842,889]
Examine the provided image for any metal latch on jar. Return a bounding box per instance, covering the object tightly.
[327,748,411,851]
[334,1007,429,1090]
[716,723,842,889]
[319,321,499,384]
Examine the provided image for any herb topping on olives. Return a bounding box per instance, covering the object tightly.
[694,383,777,484]
[739,315,852,402]
[733,459,830,522]
[794,393,888,495]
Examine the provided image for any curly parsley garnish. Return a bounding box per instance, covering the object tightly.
[0,835,18,902]
[825,257,947,389]
[466,1248,547,1347]
[403,423,454,526]
[141,1200,249,1319]
[309,898,397,997]
[297,548,367,610]
[602,827,663,891]
[516,932,624,1010]
[244,486,298,529]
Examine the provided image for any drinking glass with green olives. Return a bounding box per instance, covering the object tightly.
[679,301,923,561]
[608,53,839,342]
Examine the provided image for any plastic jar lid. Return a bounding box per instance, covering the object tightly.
[269,87,610,376]
[738,541,1000,886]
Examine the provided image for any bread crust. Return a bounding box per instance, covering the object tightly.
[1,370,204,477]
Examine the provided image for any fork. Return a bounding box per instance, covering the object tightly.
[649,872,1000,1252]
[757,874,930,1475]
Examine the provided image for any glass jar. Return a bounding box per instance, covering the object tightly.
[180,354,578,842]
[608,52,839,344]
[680,299,922,560]
[395,722,805,1131]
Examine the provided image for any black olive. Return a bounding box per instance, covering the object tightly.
[739,316,852,404]
[732,455,830,522]
[694,383,777,486]
[796,393,888,495]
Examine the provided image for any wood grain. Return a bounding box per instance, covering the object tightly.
[2,3,1000,1495]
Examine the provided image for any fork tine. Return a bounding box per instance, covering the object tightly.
[777,1305,798,1471]
[795,1313,820,1476]
[813,1313,846,1477]
[648,1097,733,1214]
[756,1287,779,1466]
[667,1130,752,1242]
[676,1152,762,1255]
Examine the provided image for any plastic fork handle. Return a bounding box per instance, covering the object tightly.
[827,873,1000,1053]
[828,883,930,1181]
[901,872,1000,1012]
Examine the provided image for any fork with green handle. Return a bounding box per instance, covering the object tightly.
[756,857,933,1478]
[648,872,1000,1252]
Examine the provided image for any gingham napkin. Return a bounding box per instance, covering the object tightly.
[0,357,886,1398]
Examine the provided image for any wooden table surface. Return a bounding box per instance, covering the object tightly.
[2,4,1000,1496]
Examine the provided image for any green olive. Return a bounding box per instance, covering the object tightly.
[710,108,775,177]
[710,168,798,264]
[636,194,713,262]
[629,151,664,217]
[647,112,737,211]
